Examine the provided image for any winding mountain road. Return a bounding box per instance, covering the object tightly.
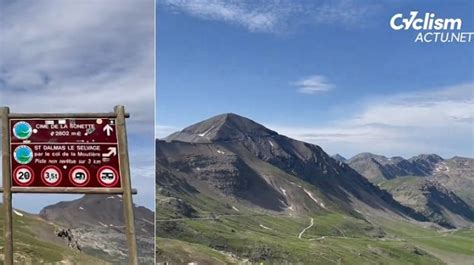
[298,218,314,239]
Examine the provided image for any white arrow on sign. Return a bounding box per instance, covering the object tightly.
[102,147,117,157]
[103,124,114,136]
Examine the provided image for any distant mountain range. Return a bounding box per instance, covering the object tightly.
[338,153,474,228]
[347,153,446,181]
[345,153,474,204]
[156,113,474,264]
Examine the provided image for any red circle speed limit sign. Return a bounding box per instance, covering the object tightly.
[97,166,119,187]
[69,166,90,187]
[13,166,35,186]
[41,166,62,186]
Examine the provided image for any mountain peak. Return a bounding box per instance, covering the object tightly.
[350,152,388,162]
[165,113,277,143]
[332,154,347,162]
[40,195,153,229]
[409,154,444,162]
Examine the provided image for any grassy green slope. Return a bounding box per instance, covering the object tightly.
[379,217,474,264]
[157,238,239,264]
[0,209,110,265]
[157,192,474,264]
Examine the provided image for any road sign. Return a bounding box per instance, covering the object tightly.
[9,118,121,188]
[41,165,62,186]
[97,166,119,187]
[13,166,34,186]
[1,106,138,265]
[69,166,91,186]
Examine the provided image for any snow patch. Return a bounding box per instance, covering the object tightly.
[303,189,318,203]
[232,206,240,212]
[79,206,84,210]
[268,140,274,147]
[280,187,287,196]
[217,150,225,154]
[259,224,273,230]
[98,222,108,227]
[198,127,214,138]
[303,189,326,209]
[288,206,294,211]
[435,163,449,172]
[107,196,116,199]
[13,210,23,217]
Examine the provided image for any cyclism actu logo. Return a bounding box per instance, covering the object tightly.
[390,11,473,43]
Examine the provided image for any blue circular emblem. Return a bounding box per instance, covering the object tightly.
[13,121,32,140]
[14,145,33,164]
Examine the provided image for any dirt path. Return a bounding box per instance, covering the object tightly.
[298,218,314,239]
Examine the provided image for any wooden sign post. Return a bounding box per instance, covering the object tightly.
[1,107,13,265]
[0,105,138,265]
[115,105,139,265]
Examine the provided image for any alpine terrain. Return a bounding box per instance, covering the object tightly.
[156,113,474,264]
[0,205,109,264]
[0,195,154,264]
[40,195,155,264]
[346,153,474,228]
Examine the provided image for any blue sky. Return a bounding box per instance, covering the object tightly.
[156,0,474,159]
[0,0,155,213]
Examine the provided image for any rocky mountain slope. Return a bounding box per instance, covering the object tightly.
[346,153,474,228]
[0,205,110,264]
[154,113,473,264]
[40,195,154,264]
[348,153,444,181]
[378,177,474,228]
[434,156,474,207]
[159,113,424,220]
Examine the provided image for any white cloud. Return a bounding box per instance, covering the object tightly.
[159,0,378,33]
[314,0,377,27]
[0,0,154,134]
[293,75,334,94]
[155,124,179,139]
[268,83,474,158]
[0,0,155,211]
[161,0,280,32]
[351,83,473,128]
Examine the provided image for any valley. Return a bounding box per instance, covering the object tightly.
[157,191,474,264]
[156,113,474,264]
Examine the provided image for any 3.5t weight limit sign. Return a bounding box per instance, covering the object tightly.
[9,118,121,188]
